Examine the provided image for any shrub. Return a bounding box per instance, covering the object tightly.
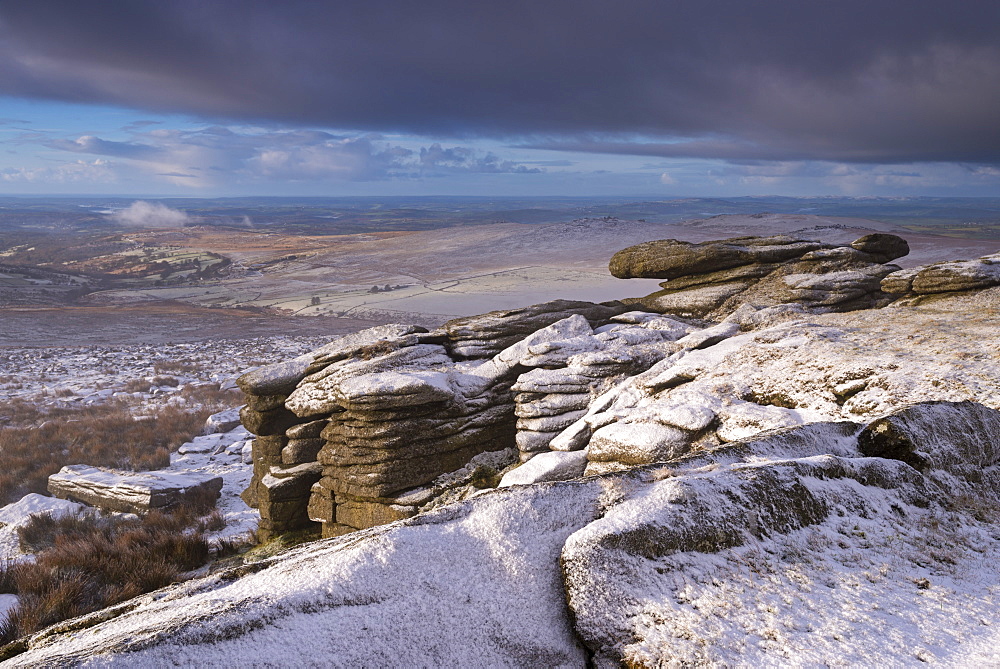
[0,504,218,644]
[152,360,202,375]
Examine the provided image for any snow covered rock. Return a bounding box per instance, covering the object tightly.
[611,234,907,319]
[858,400,1000,494]
[532,300,1000,474]
[588,422,691,467]
[47,465,223,515]
[202,407,242,434]
[0,493,85,527]
[507,317,690,460]
[560,453,960,666]
[236,324,431,397]
[498,451,589,487]
[882,252,1000,301]
[440,298,630,359]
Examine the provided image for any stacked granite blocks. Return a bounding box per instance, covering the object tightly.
[511,311,697,461]
[239,300,630,540]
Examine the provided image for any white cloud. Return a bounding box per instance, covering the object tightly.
[110,201,189,228]
[659,172,677,185]
[46,127,542,189]
[0,158,116,183]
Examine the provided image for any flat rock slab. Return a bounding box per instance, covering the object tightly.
[48,465,223,515]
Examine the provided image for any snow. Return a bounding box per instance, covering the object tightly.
[0,493,84,527]
[177,429,249,455]
[0,494,87,563]
[167,426,259,542]
[716,400,807,442]
[0,594,17,620]
[0,335,333,405]
[561,454,1000,667]
[12,482,606,667]
[335,369,455,406]
[499,451,589,487]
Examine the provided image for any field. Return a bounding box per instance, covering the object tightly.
[4,197,1000,347]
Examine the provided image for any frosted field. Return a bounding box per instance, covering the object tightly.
[70,215,1000,325]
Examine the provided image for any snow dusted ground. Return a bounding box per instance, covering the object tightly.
[0,335,328,560]
[5,446,998,668]
[169,423,259,543]
[0,335,336,405]
[0,494,86,564]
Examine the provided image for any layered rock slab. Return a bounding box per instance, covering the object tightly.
[440,298,630,359]
[48,465,223,515]
[238,302,631,539]
[611,234,908,319]
[882,252,1000,303]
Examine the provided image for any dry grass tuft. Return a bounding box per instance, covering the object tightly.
[152,360,203,375]
[0,499,220,644]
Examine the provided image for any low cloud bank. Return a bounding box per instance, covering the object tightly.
[111,201,189,228]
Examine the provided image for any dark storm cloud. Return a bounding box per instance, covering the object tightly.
[1,0,999,164]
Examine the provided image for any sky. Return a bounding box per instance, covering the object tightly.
[0,0,999,197]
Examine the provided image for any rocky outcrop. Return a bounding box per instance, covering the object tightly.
[510,311,695,460]
[560,452,944,665]
[239,265,1000,540]
[13,402,1000,667]
[441,299,630,359]
[859,400,1000,495]
[881,252,1000,303]
[528,301,1000,475]
[47,465,223,515]
[610,233,908,318]
[237,300,633,540]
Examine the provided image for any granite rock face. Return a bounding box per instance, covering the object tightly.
[610,234,908,319]
[881,252,1000,302]
[858,400,1000,493]
[238,301,637,540]
[441,298,630,359]
[510,310,695,461]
